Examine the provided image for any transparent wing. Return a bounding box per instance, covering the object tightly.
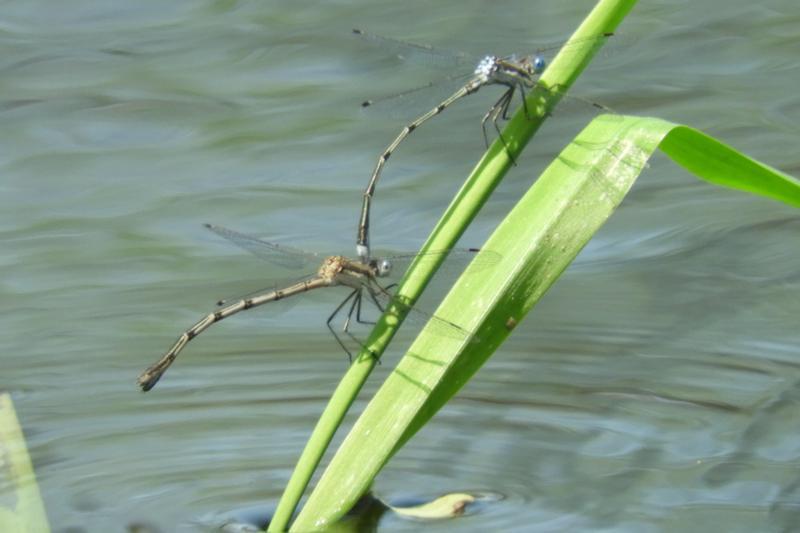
[520,32,612,63]
[512,32,622,116]
[368,282,479,343]
[376,248,502,281]
[353,28,476,69]
[355,28,628,72]
[354,27,478,118]
[344,247,500,342]
[518,31,633,65]
[358,31,626,120]
[204,223,323,271]
[359,71,473,117]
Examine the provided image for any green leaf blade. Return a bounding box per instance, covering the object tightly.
[289,113,800,531]
[660,125,800,207]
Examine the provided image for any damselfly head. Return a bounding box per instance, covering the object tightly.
[517,55,546,75]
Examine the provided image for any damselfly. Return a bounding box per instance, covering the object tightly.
[137,224,496,391]
[353,29,616,261]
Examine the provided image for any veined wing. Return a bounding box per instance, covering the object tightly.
[516,32,619,65]
[354,27,478,117]
[353,28,475,69]
[204,223,323,271]
[384,248,500,273]
[368,280,480,344]
[359,70,472,111]
[371,247,501,284]
[358,31,624,118]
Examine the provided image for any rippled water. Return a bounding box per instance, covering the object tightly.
[2,1,799,531]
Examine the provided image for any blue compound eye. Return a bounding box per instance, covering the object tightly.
[533,56,546,74]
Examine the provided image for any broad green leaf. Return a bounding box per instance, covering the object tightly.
[290,114,800,531]
[269,0,637,530]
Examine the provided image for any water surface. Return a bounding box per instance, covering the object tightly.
[2,0,799,531]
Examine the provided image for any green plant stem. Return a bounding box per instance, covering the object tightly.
[279,1,637,530]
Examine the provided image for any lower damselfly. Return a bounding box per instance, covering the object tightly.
[137,224,496,391]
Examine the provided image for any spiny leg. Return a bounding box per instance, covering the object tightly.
[354,280,397,323]
[340,290,373,358]
[365,288,387,365]
[366,283,391,313]
[483,87,518,165]
[480,90,501,148]
[492,87,514,136]
[500,86,515,120]
[342,288,361,332]
[369,282,397,314]
[327,288,358,362]
[481,87,514,149]
[496,90,521,166]
[354,286,377,326]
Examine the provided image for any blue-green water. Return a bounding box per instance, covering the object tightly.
[2,1,799,531]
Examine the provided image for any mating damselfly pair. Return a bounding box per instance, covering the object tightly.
[138,28,616,390]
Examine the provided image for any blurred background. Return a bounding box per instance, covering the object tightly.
[1,0,799,530]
